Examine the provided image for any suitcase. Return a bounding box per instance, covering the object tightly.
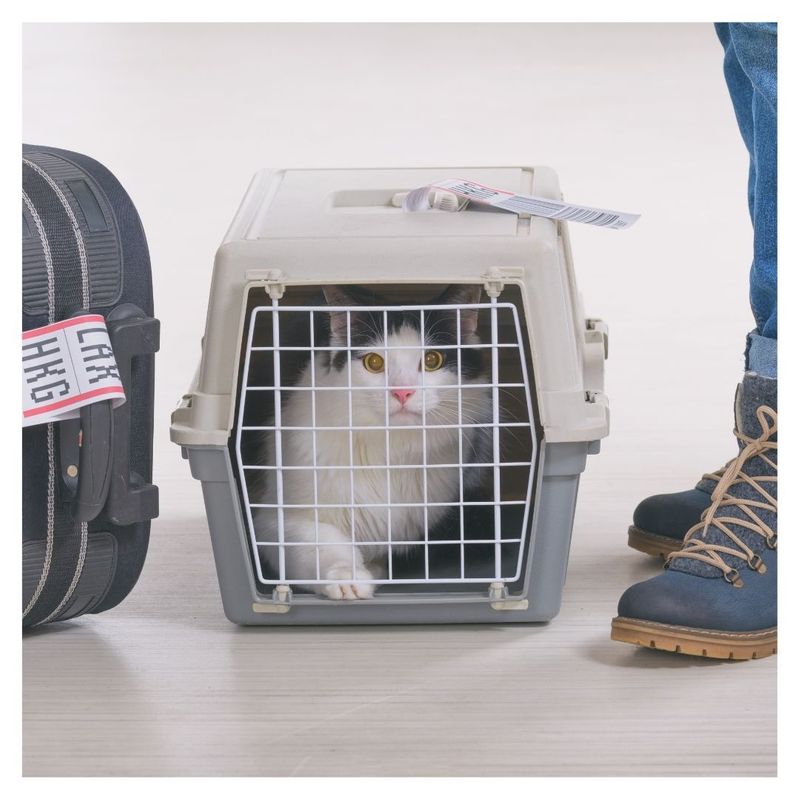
[22,145,159,628]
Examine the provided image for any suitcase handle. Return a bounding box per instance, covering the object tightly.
[104,305,160,526]
[57,308,115,522]
[60,305,160,525]
[60,400,114,522]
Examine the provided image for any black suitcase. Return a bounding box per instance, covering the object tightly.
[22,145,159,628]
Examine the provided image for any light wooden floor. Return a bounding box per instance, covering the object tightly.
[23,463,777,777]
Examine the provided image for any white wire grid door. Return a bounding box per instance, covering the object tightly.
[234,295,538,590]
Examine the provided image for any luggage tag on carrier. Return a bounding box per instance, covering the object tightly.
[400,178,640,230]
[22,314,126,427]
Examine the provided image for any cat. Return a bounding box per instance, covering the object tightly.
[257,284,492,599]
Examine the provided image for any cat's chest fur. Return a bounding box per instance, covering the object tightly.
[271,366,463,544]
[281,425,458,544]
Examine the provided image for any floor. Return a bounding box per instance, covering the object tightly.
[22,23,776,776]
[22,459,777,777]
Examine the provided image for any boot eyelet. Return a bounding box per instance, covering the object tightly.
[724,568,744,588]
[766,534,777,550]
[747,554,767,573]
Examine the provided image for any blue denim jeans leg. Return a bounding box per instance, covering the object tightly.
[715,22,777,378]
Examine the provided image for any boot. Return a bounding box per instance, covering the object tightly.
[628,469,725,558]
[611,373,777,659]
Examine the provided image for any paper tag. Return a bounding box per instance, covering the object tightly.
[403,178,640,230]
[22,314,125,427]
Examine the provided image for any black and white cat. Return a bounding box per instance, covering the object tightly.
[259,284,491,599]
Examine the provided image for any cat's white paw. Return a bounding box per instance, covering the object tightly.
[322,563,375,600]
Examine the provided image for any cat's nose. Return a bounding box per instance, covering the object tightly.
[391,389,415,406]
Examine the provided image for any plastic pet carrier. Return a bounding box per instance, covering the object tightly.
[171,167,609,625]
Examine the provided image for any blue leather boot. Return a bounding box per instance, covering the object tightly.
[628,470,723,558]
[612,373,777,659]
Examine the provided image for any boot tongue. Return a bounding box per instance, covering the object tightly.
[670,372,777,580]
[737,372,777,440]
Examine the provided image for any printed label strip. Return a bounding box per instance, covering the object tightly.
[22,314,126,427]
[403,177,640,230]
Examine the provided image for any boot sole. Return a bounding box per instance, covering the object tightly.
[611,616,777,660]
[627,525,682,559]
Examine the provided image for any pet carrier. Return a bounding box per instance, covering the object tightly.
[171,167,609,625]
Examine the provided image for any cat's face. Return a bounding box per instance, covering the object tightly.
[322,285,488,428]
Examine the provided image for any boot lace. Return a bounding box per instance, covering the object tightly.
[666,405,777,587]
[701,465,728,485]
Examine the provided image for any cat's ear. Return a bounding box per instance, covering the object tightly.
[322,285,357,307]
[437,284,482,335]
[322,285,358,340]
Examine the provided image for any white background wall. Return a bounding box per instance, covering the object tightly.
[22,22,754,498]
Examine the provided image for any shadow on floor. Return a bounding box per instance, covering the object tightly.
[583,634,734,669]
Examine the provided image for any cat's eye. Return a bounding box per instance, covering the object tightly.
[362,352,385,373]
[423,350,445,371]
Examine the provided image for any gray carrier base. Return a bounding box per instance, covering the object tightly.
[183,440,592,625]
[171,166,609,626]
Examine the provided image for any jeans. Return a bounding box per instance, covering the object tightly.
[715,22,777,378]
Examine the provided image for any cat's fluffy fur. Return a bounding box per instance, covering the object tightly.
[258,284,491,599]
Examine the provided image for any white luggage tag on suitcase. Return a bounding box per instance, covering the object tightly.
[22,314,126,427]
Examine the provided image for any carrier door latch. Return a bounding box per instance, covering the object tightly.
[488,581,529,611]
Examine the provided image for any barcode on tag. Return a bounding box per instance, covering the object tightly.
[22,314,125,427]
[404,178,640,230]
